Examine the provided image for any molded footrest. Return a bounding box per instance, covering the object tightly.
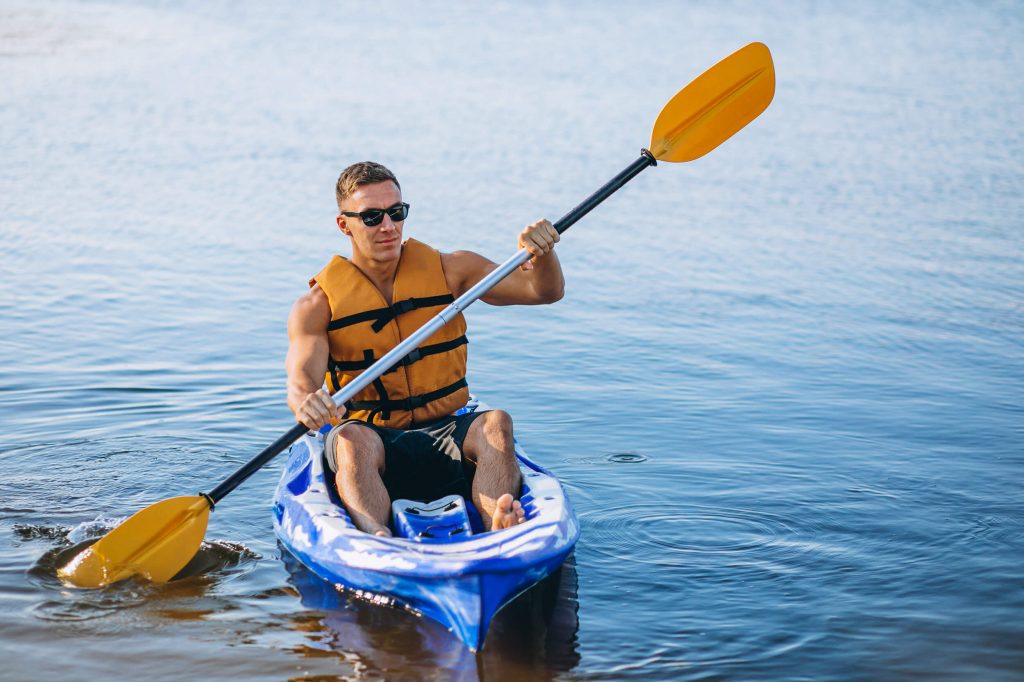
[391,495,473,543]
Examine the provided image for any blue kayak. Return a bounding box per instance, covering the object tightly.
[272,399,580,651]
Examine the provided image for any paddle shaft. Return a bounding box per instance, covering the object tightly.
[205,149,658,505]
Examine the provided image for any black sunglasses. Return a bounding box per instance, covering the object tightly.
[340,202,410,227]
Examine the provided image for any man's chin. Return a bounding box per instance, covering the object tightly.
[375,240,401,259]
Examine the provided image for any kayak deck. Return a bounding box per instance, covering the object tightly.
[272,400,579,651]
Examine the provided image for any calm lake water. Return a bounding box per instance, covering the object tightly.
[2,1,1022,680]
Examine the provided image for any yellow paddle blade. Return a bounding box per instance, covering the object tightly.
[57,495,211,588]
[650,42,775,163]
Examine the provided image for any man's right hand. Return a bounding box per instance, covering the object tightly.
[295,388,342,430]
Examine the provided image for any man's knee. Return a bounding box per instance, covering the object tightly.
[482,409,514,438]
[469,410,515,461]
[333,422,385,472]
[481,409,509,430]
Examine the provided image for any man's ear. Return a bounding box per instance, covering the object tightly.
[336,214,350,236]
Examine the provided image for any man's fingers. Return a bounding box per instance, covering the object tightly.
[524,233,552,255]
[518,219,557,268]
[299,406,326,429]
[316,390,338,417]
[297,390,338,429]
[539,220,557,244]
[297,411,321,430]
[534,221,557,251]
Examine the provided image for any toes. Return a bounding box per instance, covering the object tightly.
[490,495,526,530]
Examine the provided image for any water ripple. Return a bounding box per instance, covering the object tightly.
[579,501,828,580]
[606,452,648,463]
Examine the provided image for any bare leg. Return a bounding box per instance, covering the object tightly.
[463,410,526,531]
[332,423,392,536]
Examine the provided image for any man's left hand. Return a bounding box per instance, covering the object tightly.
[518,219,559,271]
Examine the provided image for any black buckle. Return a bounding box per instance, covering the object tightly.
[393,299,416,315]
[373,299,416,332]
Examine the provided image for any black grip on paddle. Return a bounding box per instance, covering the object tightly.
[553,150,657,235]
[206,421,310,504]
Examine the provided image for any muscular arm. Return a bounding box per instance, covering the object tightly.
[442,219,565,305]
[286,284,339,428]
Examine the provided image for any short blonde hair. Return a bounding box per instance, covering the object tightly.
[335,161,400,210]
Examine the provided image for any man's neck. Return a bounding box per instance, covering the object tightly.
[351,251,400,303]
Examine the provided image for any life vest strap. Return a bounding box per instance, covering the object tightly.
[370,375,392,421]
[327,294,455,333]
[345,377,469,421]
[328,348,375,393]
[328,335,469,374]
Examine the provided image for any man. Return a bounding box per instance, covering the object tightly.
[286,161,563,537]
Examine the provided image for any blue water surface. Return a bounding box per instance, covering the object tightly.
[1,1,1022,680]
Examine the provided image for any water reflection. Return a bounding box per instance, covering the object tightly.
[281,547,580,681]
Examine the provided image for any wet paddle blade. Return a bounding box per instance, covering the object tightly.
[57,495,211,588]
[650,42,775,163]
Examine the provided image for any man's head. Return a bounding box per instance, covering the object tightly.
[335,161,400,211]
[335,161,406,265]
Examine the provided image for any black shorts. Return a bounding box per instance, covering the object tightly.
[323,411,487,502]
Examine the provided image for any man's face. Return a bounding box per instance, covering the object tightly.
[337,181,404,264]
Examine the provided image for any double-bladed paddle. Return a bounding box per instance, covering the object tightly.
[58,41,775,588]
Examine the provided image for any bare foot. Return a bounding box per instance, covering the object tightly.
[490,493,526,531]
[349,515,392,537]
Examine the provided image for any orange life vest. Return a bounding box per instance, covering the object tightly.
[310,238,470,428]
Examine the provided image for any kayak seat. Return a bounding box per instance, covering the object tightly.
[391,495,474,543]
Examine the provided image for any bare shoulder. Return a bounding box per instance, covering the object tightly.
[288,284,331,335]
[441,250,495,298]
